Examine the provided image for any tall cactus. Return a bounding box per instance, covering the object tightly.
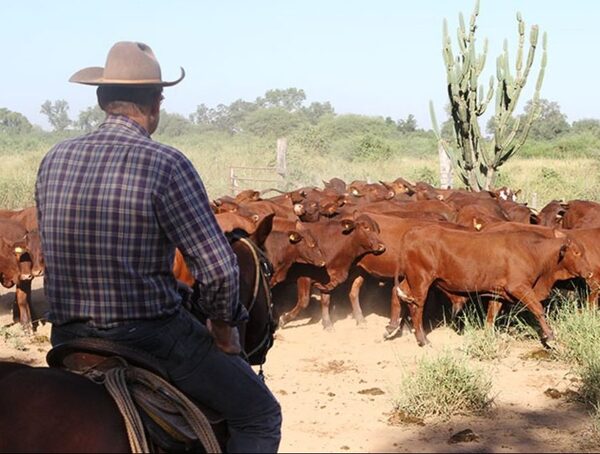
[430,0,547,191]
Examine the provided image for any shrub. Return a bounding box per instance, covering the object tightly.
[549,295,600,405]
[350,134,393,161]
[392,350,493,419]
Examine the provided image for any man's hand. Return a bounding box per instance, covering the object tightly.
[207,319,242,355]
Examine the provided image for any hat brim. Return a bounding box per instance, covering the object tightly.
[69,66,185,87]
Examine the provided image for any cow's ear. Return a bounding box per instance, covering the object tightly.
[251,213,274,248]
[341,219,356,234]
[559,243,568,262]
[288,231,302,244]
[558,239,573,262]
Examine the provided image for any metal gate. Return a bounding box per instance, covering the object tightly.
[229,137,287,195]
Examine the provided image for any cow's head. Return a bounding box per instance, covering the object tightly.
[0,236,33,282]
[340,213,386,255]
[287,222,326,267]
[557,236,594,281]
[0,239,21,287]
[26,230,44,277]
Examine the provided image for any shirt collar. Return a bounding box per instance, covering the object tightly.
[99,114,151,138]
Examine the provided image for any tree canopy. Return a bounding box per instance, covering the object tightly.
[40,99,71,132]
[0,108,32,134]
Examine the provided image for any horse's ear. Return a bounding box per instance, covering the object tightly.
[251,213,275,248]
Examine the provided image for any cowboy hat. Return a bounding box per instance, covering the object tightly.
[69,41,185,87]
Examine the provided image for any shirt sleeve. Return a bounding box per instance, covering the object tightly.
[153,154,247,324]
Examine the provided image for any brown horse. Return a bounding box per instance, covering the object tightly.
[0,214,276,453]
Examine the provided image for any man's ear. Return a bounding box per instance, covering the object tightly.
[151,96,161,116]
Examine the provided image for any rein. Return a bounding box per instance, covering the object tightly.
[235,237,275,377]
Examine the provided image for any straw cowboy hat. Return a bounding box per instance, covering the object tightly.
[69,41,185,86]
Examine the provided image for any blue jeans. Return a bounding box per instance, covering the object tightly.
[51,309,282,453]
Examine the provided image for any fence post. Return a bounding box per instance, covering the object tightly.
[276,137,287,177]
[438,141,453,189]
[531,192,538,210]
[230,166,238,196]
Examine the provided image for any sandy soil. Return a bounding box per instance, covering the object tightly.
[1,280,599,453]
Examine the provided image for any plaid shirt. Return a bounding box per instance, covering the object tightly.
[35,114,245,328]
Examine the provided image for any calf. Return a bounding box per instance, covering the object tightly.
[393,225,593,346]
[0,206,38,232]
[263,220,326,286]
[347,215,468,327]
[562,200,600,229]
[278,213,386,330]
[0,236,35,334]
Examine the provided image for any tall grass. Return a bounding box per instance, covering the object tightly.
[392,350,493,419]
[455,296,547,361]
[549,295,600,403]
[1,130,599,209]
[547,293,600,441]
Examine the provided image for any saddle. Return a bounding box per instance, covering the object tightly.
[47,338,225,453]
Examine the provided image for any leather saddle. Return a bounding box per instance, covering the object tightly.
[47,338,226,452]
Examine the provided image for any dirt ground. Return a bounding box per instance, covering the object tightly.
[1,280,599,453]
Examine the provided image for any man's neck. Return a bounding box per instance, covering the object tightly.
[124,113,152,135]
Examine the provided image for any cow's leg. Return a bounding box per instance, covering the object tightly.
[320,292,334,331]
[587,278,600,310]
[509,286,554,343]
[387,279,412,337]
[486,299,503,327]
[402,276,430,346]
[348,276,366,325]
[15,281,33,335]
[444,292,467,320]
[406,299,429,346]
[279,277,312,327]
[384,284,405,339]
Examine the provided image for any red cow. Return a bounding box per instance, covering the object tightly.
[562,200,600,229]
[277,213,386,330]
[0,221,40,333]
[347,215,469,327]
[537,200,567,228]
[264,219,326,286]
[0,206,38,232]
[392,225,593,346]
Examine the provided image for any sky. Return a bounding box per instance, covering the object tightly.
[1,0,598,131]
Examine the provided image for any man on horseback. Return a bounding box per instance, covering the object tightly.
[35,41,281,452]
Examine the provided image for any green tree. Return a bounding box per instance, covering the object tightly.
[241,108,304,137]
[156,110,193,136]
[318,114,394,139]
[352,134,393,160]
[524,99,570,140]
[396,114,418,133]
[257,88,306,112]
[0,108,32,134]
[572,119,600,135]
[76,105,105,132]
[41,99,71,132]
[302,101,335,124]
[189,103,211,126]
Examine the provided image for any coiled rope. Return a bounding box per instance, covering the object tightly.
[98,365,222,453]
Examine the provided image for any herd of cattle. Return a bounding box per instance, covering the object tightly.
[2,176,600,347]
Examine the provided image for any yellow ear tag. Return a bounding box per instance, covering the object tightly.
[14,247,25,254]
